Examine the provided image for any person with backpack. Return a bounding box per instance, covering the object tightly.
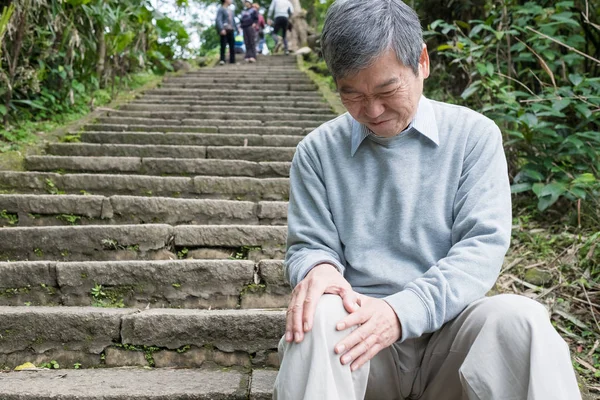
[240,0,259,63]
[215,0,236,65]
[268,0,293,55]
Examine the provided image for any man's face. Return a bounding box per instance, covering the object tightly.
[337,46,430,138]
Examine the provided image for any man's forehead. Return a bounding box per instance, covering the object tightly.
[338,77,399,93]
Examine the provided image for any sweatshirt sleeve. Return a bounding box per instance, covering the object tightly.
[215,9,224,31]
[384,123,512,342]
[285,142,346,287]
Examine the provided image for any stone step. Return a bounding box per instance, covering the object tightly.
[120,103,332,115]
[0,368,277,399]
[0,172,289,200]
[132,97,331,108]
[164,77,313,84]
[46,143,296,162]
[0,224,287,261]
[144,89,323,99]
[93,117,322,129]
[0,306,284,369]
[105,110,334,122]
[0,194,288,226]
[159,82,317,91]
[84,124,309,136]
[25,156,291,178]
[80,132,304,147]
[0,259,289,309]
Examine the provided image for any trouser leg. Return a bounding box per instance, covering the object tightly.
[281,19,288,51]
[220,34,227,62]
[227,31,235,63]
[274,295,370,400]
[243,26,256,59]
[419,294,582,400]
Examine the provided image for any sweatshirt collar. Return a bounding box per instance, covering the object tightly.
[350,96,439,156]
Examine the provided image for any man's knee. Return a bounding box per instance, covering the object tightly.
[469,294,549,334]
[312,294,348,331]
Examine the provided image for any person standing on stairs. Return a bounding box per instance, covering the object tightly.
[267,0,293,55]
[240,0,259,63]
[254,3,267,55]
[273,0,583,399]
[216,0,236,65]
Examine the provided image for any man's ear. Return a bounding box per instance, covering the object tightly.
[419,43,430,80]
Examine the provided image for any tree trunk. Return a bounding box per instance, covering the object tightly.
[96,20,106,87]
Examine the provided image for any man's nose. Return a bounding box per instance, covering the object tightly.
[362,98,385,119]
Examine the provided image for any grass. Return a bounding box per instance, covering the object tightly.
[499,215,600,393]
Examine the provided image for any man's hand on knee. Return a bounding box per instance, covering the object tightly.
[334,295,402,372]
[285,263,359,344]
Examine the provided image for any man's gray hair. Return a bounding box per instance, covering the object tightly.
[321,0,423,81]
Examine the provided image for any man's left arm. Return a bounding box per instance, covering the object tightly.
[335,122,512,369]
[386,123,512,341]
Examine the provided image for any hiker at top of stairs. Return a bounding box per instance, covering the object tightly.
[254,3,267,55]
[216,0,237,65]
[267,0,293,55]
[240,1,259,63]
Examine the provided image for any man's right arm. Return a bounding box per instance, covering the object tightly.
[284,142,359,343]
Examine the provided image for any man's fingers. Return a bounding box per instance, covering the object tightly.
[338,331,377,364]
[341,290,360,314]
[301,284,324,333]
[336,305,367,332]
[334,320,374,356]
[350,342,382,372]
[285,284,307,343]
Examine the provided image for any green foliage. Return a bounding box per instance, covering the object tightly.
[0,209,18,225]
[0,0,191,136]
[427,1,599,221]
[38,360,60,369]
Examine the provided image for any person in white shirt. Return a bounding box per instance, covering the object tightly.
[267,0,293,55]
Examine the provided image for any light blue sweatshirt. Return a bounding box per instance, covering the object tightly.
[285,96,512,342]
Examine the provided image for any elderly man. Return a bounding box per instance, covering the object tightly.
[273,1,582,399]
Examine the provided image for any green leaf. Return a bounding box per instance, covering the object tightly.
[461,82,481,100]
[572,173,596,185]
[569,74,583,86]
[511,183,532,193]
[574,104,592,119]
[486,63,494,76]
[0,104,6,116]
[540,182,567,198]
[532,183,545,196]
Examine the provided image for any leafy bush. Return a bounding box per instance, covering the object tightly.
[427,1,599,222]
[0,0,191,130]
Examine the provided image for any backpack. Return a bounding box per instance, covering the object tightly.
[240,9,254,27]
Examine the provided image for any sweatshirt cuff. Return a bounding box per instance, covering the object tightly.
[287,249,345,287]
[383,289,431,342]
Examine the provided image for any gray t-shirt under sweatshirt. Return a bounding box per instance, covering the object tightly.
[285,96,512,342]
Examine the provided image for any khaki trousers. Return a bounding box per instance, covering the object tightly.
[274,294,581,400]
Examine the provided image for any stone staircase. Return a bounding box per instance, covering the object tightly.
[0,55,335,398]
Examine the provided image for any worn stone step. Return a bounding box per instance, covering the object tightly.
[144,89,322,99]
[46,143,296,162]
[159,83,317,91]
[0,172,289,200]
[0,194,288,227]
[164,77,312,84]
[105,110,333,122]
[0,368,256,399]
[80,132,304,147]
[93,117,322,129]
[84,124,309,136]
[0,224,287,261]
[132,97,331,108]
[120,102,335,116]
[47,143,207,159]
[25,156,291,178]
[0,306,284,369]
[0,259,289,308]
